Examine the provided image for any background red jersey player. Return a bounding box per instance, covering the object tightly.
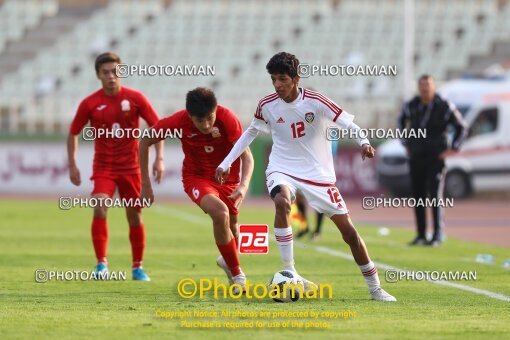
[67,52,164,281]
[139,87,254,293]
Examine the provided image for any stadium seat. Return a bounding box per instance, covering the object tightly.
[0,0,508,134]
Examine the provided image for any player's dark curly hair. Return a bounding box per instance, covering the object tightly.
[186,87,217,118]
[266,52,300,78]
[94,52,121,74]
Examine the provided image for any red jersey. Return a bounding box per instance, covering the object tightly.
[152,105,242,184]
[70,86,159,176]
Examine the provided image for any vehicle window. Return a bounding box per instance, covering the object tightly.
[457,105,470,116]
[468,108,498,138]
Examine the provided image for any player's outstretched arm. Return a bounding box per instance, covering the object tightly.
[336,116,375,160]
[216,125,259,184]
[345,121,375,160]
[67,133,81,186]
[152,141,165,184]
[319,95,374,161]
[227,147,254,208]
[139,134,160,204]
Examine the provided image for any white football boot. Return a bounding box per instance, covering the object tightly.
[216,256,234,284]
[231,272,247,295]
[295,273,318,293]
[370,287,397,302]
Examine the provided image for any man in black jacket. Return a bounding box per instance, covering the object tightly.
[398,75,468,246]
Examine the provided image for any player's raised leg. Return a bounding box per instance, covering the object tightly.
[330,213,396,302]
[216,213,240,284]
[200,195,246,292]
[125,206,150,281]
[229,214,240,249]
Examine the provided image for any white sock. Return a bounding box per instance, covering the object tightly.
[274,226,296,272]
[359,261,380,293]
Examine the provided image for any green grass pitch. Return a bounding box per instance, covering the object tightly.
[1,199,509,339]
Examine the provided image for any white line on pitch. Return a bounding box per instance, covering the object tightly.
[151,204,510,303]
[151,205,207,224]
[294,242,510,303]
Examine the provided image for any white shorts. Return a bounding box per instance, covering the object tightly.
[266,171,349,217]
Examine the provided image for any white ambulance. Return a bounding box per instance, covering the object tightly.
[376,76,510,198]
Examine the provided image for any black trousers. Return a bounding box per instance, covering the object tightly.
[409,154,446,240]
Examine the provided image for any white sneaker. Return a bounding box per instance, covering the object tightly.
[232,273,246,295]
[216,256,233,284]
[370,287,397,302]
[296,274,318,293]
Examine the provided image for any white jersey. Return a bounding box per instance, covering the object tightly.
[251,88,368,184]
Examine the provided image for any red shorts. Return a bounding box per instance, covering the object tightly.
[183,177,240,215]
[91,173,142,208]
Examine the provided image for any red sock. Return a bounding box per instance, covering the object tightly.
[91,217,108,264]
[129,224,146,268]
[217,238,241,276]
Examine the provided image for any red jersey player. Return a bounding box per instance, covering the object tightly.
[139,87,254,293]
[67,52,164,281]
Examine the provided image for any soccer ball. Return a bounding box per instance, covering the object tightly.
[269,270,303,303]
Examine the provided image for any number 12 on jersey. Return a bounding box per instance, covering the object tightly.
[327,187,341,203]
[291,121,305,138]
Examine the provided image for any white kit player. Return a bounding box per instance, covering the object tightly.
[216,52,396,301]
